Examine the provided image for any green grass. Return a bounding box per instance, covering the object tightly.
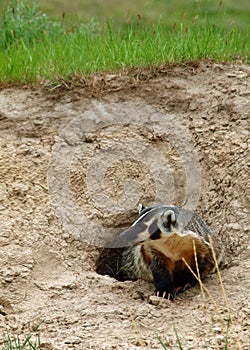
[0,0,249,83]
[2,326,43,350]
[1,0,249,28]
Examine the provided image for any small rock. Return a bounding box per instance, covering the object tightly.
[189,102,198,111]
[12,182,29,197]
[0,305,6,316]
[64,337,81,344]
[149,295,161,305]
[149,295,172,307]
[225,223,242,231]
[213,326,222,333]
[215,334,225,343]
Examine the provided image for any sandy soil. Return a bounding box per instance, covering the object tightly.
[0,61,249,350]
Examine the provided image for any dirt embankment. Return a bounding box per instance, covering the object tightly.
[0,61,249,349]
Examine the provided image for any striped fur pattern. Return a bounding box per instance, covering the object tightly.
[119,204,224,299]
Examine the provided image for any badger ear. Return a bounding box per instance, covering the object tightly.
[160,210,176,231]
[137,203,145,214]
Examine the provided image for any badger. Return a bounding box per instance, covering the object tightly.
[96,204,224,300]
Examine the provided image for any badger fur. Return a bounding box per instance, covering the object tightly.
[96,204,224,300]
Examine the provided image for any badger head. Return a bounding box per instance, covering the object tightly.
[120,204,180,244]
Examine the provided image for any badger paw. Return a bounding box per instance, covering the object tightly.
[154,289,174,301]
[173,283,192,296]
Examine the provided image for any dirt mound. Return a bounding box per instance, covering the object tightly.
[0,61,249,349]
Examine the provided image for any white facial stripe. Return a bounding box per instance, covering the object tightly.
[132,205,175,226]
[132,211,151,226]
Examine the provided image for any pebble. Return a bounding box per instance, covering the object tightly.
[149,295,172,307]
[12,182,29,196]
[64,336,81,344]
[149,295,161,305]
[213,326,222,333]
[215,334,225,343]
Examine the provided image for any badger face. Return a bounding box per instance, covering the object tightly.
[120,204,180,244]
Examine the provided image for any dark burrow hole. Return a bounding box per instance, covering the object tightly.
[96,247,129,282]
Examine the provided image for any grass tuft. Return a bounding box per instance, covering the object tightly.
[0,0,51,50]
[2,326,43,350]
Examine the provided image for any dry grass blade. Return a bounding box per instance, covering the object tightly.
[182,257,224,324]
[192,240,205,301]
[122,291,145,349]
[208,236,241,349]
[208,235,231,312]
[183,237,243,350]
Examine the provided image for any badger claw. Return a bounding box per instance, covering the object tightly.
[183,283,192,291]
[154,290,174,300]
[173,286,183,296]
[173,283,192,296]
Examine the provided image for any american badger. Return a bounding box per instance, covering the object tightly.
[96,204,224,300]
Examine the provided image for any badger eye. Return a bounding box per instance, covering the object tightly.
[150,229,161,240]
